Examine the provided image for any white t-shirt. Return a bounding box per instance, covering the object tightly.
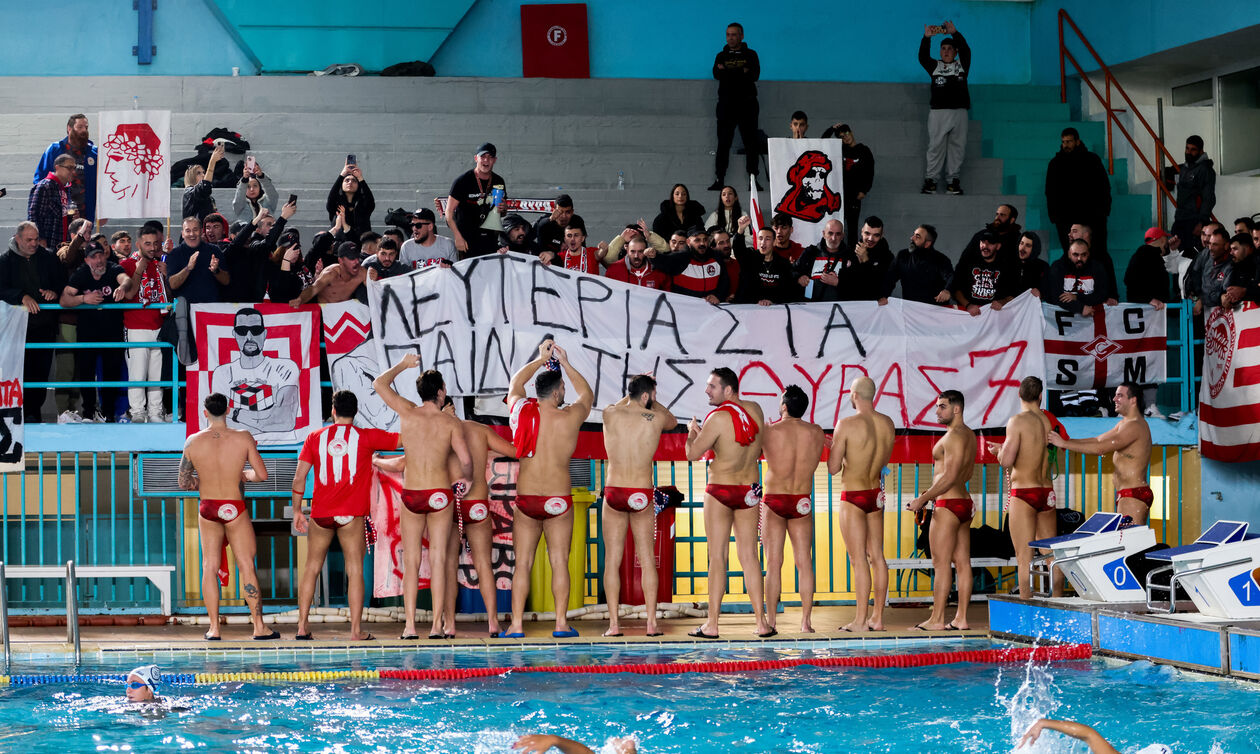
[399,236,457,269]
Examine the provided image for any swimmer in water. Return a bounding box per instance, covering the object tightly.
[1018,718,1171,754]
[125,665,161,703]
[513,734,638,754]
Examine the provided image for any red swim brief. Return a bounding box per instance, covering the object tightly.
[705,483,760,511]
[515,494,573,520]
[199,499,245,524]
[603,486,654,514]
[840,488,883,514]
[934,497,974,524]
[400,488,452,515]
[312,515,355,530]
[1011,487,1056,513]
[459,499,491,524]
[1117,486,1155,507]
[762,493,813,519]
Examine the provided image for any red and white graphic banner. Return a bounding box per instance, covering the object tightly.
[187,303,321,445]
[96,110,170,219]
[1200,304,1260,462]
[322,301,397,431]
[0,305,28,473]
[767,138,844,247]
[1042,303,1166,389]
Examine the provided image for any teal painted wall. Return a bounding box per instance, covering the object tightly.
[1200,458,1260,530]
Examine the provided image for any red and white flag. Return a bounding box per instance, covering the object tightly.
[1200,304,1260,462]
[748,173,763,237]
[96,110,170,219]
[1042,303,1166,389]
[322,301,397,431]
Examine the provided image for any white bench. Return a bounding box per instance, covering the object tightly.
[886,558,1019,601]
[2,565,177,615]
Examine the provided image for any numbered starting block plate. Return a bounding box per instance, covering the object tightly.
[1031,512,1155,601]
[1149,521,1260,619]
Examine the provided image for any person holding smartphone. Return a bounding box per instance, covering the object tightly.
[326,157,375,238]
[231,155,277,222]
[919,20,971,196]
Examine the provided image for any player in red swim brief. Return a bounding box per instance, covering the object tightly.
[839,488,883,514]
[704,483,760,511]
[1116,486,1154,507]
[514,494,573,520]
[400,488,453,515]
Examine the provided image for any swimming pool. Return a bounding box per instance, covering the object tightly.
[1,640,1254,752]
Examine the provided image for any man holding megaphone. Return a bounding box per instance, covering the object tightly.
[445,142,507,259]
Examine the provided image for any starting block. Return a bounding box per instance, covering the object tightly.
[1029,512,1155,601]
[1146,521,1260,618]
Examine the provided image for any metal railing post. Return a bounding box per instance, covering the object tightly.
[65,560,80,665]
[1058,10,1067,104]
[1,561,10,673]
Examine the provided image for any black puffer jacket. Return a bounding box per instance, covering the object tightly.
[651,198,706,239]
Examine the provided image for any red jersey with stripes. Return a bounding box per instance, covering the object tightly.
[299,424,400,517]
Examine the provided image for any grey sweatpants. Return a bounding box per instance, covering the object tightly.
[925,108,967,182]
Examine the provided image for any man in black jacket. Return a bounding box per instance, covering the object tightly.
[919,21,971,195]
[1011,232,1049,298]
[885,224,953,305]
[951,230,1015,315]
[223,201,295,302]
[1222,233,1260,309]
[709,23,761,191]
[1124,228,1172,309]
[736,228,798,304]
[531,195,575,256]
[1045,128,1111,257]
[793,219,849,302]
[1171,135,1217,253]
[1045,239,1110,316]
[960,204,1022,262]
[821,124,875,239]
[840,217,894,302]
[0,222,68,422]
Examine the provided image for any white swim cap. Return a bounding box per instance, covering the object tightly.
[1134,746,1172,754]
[129,664,161,693]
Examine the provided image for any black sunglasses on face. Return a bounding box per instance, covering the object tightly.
[234,325,265,336]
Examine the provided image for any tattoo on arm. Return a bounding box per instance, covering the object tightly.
[178,455,198,490]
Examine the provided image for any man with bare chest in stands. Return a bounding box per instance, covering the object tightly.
[685,367,770,639]
[290,241,367,306]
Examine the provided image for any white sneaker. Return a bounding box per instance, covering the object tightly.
[1144,406,1167,420]
[88,411,106,423]
[57,410,85,424]
[147,412,170,423]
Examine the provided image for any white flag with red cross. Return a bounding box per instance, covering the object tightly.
[1200,303,1260,462]
[1042,303,1166,389]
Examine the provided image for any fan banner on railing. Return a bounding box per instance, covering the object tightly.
[186,303,321,446]
[367,253,1043,432]
[767,137,845,248]
[95,110,171,219]
[321,300,397,431]
[1041,303,1167,389]
[1200,303,1260,462]
[0,305,29,472]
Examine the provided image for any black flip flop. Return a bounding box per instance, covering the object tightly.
[356,633,376,641]
[252,630,281,641]
[646,632,665,637]
[758,628,778,638]
[687,628,719,639]
[603,632,624,638]
[204,632,221,641]
[400,633,420,640]
[944,622,963,631]
[428,633,445,640]
[295,633,314,641]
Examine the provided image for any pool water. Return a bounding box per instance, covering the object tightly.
[1,641,1254,753]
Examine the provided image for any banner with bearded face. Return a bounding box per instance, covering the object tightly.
[768,138,845,247]
[96,111,170,219]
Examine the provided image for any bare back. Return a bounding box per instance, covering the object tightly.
[707,399,765,485]
[1008,409,1052,488]
[832,410,896,491]
[933,424,977,500]
[183,426,261,500]
[519,403,585,496]
[317,265,367,303]
[762,418,825,495]
[448,422,514,501]
[399,405,461,489]
[1111,416,1153,490]
[603,403,672,488]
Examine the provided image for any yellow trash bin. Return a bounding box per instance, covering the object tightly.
[528,488,594,612]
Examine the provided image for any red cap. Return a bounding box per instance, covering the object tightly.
[1144,227,1168,242]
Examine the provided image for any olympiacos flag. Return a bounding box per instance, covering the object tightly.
[1200,303,1260,462]
[96,110,171,219]
[0,305,28,473]
[767,137,844,247]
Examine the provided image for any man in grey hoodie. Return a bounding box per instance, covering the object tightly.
[1171,135,1216,253]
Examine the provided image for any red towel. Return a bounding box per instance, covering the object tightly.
[510,398,541,458]
[705,401,760,446]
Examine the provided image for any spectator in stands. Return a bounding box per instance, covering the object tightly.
[770,213,804,263]
[1185,225,1232,315]
[842,218,894,302]
[1067,223,1119,303]
[399,208,457,269]
[1046,238,1110,316]
[302,231,336,284]
[605,236,670,290]
[1251,224,1260,254]
[56,218,92,273]
[550,220,608,273]
[1011,231,1049,298]
[60,242,137,422]
[182,144,226,221]
[231,160,277,221]
[532,194,575,255]
[654,227,729,303]
[885,224,953,305]
[1235,216,1255,236]
[167,216,228,304]
[704,186,754,247]
[382,225,406,250]
[28,154,77,247]
[292,242,367,306]
[225,202,295,302]
[445,142,506,258]
[202,213,230,248]
[652,184,706,239]
[498,214,537,255]
[1125,228,1173,309]
[919,21,970,195]
[711,227,743,302]
[109,230,132,262]
[328,162,375,238]
[267,240,305,304]
[1172,135,1217,253]
[357,231,380,260]
[737,228,798,304]
[34,114,97,222]
[1222,233,1260,308]
[364,238,407,281]
[830,125,874,238]
[667,229,688,253]
[1045,127,1111,256]
[794,219,848,302]
[961,204,1022,262]
[952,230,1015,314]
[789,111,808,138]
[710,22,761,191]
[119,223,170,423]
[1,222,67,423]
[606,220,669,262]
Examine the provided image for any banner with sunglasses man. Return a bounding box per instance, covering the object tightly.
[187,303,320,445]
